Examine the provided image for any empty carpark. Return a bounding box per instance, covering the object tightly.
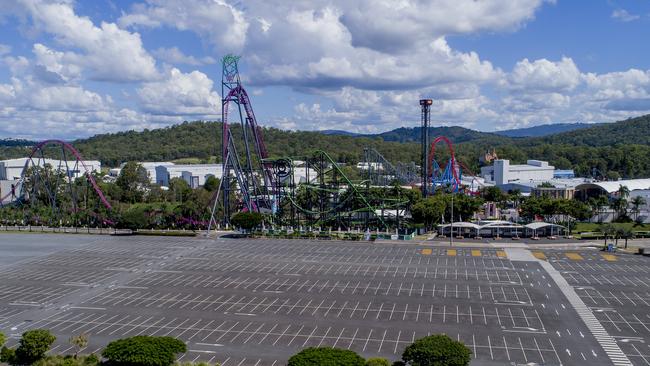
[1,234,648,365]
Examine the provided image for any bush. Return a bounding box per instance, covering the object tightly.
[0,332,5,347]
[101,336,187,366]
[230,212,263,232]
[14,329,56,365]
[32,354,101,366]
[1,346,16,364]
[287,347,366,366]
[401,335,471,366]
[366,358,391,366]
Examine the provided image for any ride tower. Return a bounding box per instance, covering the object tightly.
[420,99,433,196]
[220,55,273,224]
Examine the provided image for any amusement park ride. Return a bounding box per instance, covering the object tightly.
[1,55,483,230]
[0,140,113,225]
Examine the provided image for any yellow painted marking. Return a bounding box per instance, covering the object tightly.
[601,254,617,261]
[471,249,482,257]
[447,249,457,257]
[532,251,547,260]
[566,253,583,261]
[496,250,507,258]
[421,248,432,255]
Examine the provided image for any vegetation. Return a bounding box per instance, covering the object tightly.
[101,336,187,366]
[287,347,366,366]
[365,358,391,366]
[401,335,471,366]
[68,333,89,358]
[2,115,650,179]
[33,354,100,366]
[0,329,57,366]
[230,212,264,231]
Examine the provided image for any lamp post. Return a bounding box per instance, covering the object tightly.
[450,192,454,247]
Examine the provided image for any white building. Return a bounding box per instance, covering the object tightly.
[155,164,223,188]
[0,158,101,181]
[481,159,555,186]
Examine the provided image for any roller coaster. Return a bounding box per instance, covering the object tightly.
[0,140,113,226]
[1,55,484,230]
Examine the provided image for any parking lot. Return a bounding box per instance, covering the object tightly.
[0,234,647,365]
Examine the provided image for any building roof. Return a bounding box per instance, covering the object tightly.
[575,179,650,194]
[525,222,566,230]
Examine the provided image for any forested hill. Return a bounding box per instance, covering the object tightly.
[70,122,419,167]
[0,114,649,179]
[537,115,650,146]
[494,123,595,137]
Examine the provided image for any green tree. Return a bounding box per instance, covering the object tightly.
[101,336,186,366]
[401,334,471,366]
[631,196,646,221]
[69,332,89,358]
[14,329,56,365]
[0,332,5,347]
[411,196,446,230]
[230,212,264,232]
[169,178,192,203]
[480,186,506,205]
[287,347,365,366]
[116,162,149,203]
[366,358,391,366]
[203,175,220,192]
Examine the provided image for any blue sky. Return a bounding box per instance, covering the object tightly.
[0,0,649,140]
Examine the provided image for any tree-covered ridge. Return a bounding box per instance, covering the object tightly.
[0,114,649,178]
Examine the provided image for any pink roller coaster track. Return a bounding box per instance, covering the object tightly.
[0,139,112,210]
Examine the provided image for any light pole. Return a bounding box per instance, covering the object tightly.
[450,192,454,247]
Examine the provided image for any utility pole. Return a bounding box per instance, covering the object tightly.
[420,99,432,197]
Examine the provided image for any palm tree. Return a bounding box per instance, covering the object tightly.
[617,185,630,199]
[631,196,647,221]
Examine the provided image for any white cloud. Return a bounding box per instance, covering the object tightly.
[137,68,221,116]
[611,9,640,22]
[152,47,216,66]
[119,0,249,52]
[16,0,158,82]
[508,57,581,92]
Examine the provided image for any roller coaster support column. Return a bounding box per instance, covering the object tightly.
[420,99,433,197]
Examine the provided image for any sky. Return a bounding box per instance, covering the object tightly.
[0,0,649,140]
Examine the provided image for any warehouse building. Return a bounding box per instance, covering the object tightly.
[0,157,101,181]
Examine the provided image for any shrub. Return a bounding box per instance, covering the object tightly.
[32,354,101,366]
[287,347,365,366]
[366,358,391,366]
[101,336,187,366]
[401,335,471,366]
[0,332,6,347]
[230,212,263,232]
[14,329,56,365]
[1,346,16,364]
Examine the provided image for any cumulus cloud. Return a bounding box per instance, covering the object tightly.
[14,0,159,82]
[508,57,581,92]
[119,0,248,52]
[137,68,221,116]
